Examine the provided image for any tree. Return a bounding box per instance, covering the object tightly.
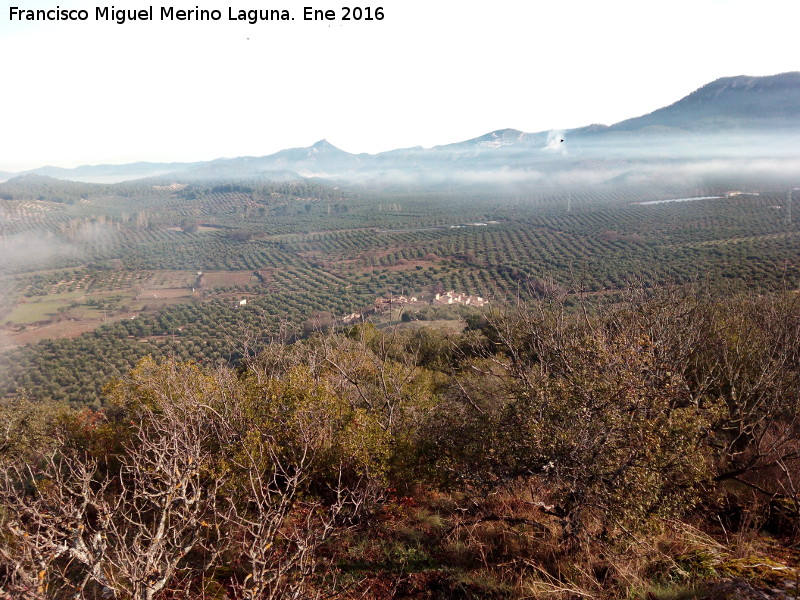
[429,295,715,542]
[0,354,388,599]
[0,359,229,599]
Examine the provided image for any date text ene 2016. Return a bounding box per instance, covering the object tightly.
[304,7,385,20]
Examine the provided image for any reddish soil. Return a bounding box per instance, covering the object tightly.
[0,319,105,348]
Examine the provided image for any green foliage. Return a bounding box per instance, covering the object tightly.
[3,178,800,407]
[0,396,71,459]
[3,286,800,598]
[2,173,800,597]
[428,305,716,540]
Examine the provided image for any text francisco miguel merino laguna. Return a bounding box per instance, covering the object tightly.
[8,5,384,24]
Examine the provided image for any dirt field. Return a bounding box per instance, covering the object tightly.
[1,317,110,348]
[0,269,260,348]
[146,271,198,289]
[197,271,257,287]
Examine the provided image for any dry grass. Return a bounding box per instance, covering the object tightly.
[327,483,800,600]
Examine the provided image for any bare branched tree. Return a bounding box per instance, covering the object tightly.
[0,362,231,600]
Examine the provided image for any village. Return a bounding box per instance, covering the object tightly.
[340,289,488,325]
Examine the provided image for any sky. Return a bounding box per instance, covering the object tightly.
[0,0,797,172]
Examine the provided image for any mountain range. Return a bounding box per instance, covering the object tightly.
[4,72,800,186]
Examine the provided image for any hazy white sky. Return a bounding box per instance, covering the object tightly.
[1,0,797,171]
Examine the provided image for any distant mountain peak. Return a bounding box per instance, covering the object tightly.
[305,139,352,158]
[610,71,800,132]
[491,128,524,137]
[4,72,799,182]
[483,128,525,141]
[681,72,800,103]
[310,139,347,152]
[432,128,535,151]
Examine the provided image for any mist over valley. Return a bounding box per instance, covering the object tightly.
[4,72,800,189]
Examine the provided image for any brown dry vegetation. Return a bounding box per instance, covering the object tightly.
[1,285,799,599]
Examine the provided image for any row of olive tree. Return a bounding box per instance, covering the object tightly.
[2,284,798,597]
